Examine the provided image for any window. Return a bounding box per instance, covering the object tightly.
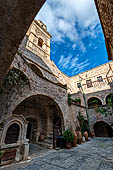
[33,36,37,43]
[38,38,43,48]
[86,79,93,88]
[97,76,103,82]
[77,83,81,88]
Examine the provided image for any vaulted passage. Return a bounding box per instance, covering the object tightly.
[93,121,112,137]
[12,95,64,149]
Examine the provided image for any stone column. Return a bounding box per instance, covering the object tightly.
[23,139,29,160]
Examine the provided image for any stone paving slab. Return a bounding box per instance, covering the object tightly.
[1,138,113,170]
[98,161,113,170]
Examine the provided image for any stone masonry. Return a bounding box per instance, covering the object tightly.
[95,0,113,60]
[0,19,113,164]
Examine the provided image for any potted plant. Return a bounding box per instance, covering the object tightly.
[63,129,74,149]
[77,112,84,128]
[82,124,88,141]
[90,130,95,138]
[73,98,81,105]
[38,132,44,142]
[77,112,89,142]
[92,99,99,107]
[72,131,77,147]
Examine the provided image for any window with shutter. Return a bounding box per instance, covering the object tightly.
[86,79,93,88]
[97,76,103,82]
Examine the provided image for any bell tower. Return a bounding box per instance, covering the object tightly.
[26,20,52,60]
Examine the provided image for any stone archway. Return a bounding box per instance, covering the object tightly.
[106,93,113,105]
[93,121,112,137]
[12,94,64,149]
[88,97,102,108]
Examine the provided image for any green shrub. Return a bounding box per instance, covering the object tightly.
[68,94,72,105]
[63,129,74,142]
[0,151,4,158]
[74,98,81,103]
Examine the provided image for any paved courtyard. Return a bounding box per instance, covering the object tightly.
[1,138,113,170]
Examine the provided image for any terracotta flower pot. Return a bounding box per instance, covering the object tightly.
[73,132,77,147]
[76,102,81,105]
[90,132,95,138]
[83,131,88,141]
[66,142,72,149]
[39,134,44,142]
[77,131,82,144]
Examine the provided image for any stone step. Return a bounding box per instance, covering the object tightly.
[44,138,53,144]
[37,142,53,149]
[46,136,53,139]
[48,134,53,138]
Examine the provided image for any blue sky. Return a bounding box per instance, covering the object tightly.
[36,0,109,77]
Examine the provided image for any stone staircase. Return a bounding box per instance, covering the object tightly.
[38,134,53,149]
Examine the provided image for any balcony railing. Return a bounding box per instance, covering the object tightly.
[81,76,113,90]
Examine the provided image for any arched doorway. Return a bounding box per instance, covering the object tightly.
[88,97,102,108]
[5,123,20,144]
[26,117,37,143]
[93,121,112,137]
[12,95,64,150]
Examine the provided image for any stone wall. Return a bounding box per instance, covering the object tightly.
[69,61,113,94]
[0,0,46,87]
[95,0,113,60]
[88,106,113,130]
[85,88,113,105]
[0,53,78,131]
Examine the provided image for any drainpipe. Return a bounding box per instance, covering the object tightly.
[53,110,55,149]
[79,77,91,135]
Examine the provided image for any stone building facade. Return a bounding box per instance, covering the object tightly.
[69,61,113,136]
[0,20,83,164]
[0,20,113,164]
[0,0,112,88]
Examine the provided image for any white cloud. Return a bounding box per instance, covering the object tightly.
[58,55,72,69]
[71,59,90,75]
[69,56,79,70]
[58,53,90,76]
[36,0,100,49]
[72,44,76,50]
[79,42,86,53]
